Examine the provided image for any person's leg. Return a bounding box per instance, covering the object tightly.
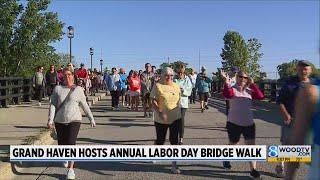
[134,96,139,111]
[143,96,147,117]
[204,92,209,109]
[110,91,115,108]
[179,108,187,144]
[169,120,180,173]
[121,89,125,106]
[243,123,261,178]
[115,90,120,108]
[66,122,81,169]
[155,122,168,145]
[223,122,241,169]
[192,88,196,103]
[54,123,68,145]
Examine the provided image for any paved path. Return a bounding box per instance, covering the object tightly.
[8,95,307,180]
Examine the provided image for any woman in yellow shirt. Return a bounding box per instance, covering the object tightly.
[150,67,182,174]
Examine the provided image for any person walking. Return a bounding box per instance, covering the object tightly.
[150,67,181,174]
[32,66,46,106]
[105,67,122,111]
[220,70,264,179]
[45,65,58,99]
[141,63,155,117]
[173,64,192,145]
[285,83,320,180]
[119,68,128,107]
[195,66,212,112]
[47,67,96,180]
[127,70,141,111]
[188,69,197,104]
[275,60,313,177]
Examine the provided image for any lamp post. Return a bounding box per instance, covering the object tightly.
[100,59,103,74]
[90,48,94,71]
[67,26,74,63]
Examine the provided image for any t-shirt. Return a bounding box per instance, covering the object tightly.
[76,68,88,79]
[35,72,44,86]
[141,71,154,94]
[128,76,141,91]
[150,82,181,124]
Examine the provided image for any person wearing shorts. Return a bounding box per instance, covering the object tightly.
[127,71,141,111]
[195,66,212,113]
[221,70,264,179]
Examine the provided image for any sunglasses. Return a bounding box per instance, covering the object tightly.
[177,72,183,74]
[238,75,248,79]
[165,74,174,77]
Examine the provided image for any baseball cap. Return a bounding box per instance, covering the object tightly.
[297,60,312,67]
[80,63,84,66]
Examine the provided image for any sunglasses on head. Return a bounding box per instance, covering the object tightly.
[238,75,248,79]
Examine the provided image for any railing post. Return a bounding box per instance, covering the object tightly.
[2,78,9,107]
[23,78,31,102]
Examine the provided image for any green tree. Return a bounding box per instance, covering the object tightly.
[220,31,249,73]
[220,31,263,80]
[0,0,63,77]
[247,38,263,80]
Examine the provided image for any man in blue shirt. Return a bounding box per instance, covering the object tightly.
[119,68,128,107]
[275,60,313,177]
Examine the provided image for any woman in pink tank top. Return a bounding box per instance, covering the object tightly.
[221,70,264,179]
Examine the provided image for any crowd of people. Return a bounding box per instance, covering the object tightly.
[38,60,320,180]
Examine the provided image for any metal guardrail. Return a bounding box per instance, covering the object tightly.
[0,77,32,107]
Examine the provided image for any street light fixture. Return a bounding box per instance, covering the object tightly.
[90,47,94,71]
[100,59,103,74]
[67,26,74,63]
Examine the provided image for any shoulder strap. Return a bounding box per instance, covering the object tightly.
[316,86,320,111]
[54,86,76,118]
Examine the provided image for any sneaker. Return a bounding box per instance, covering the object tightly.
[67,168,75,180]
[171,165,181,174]
[63,161,68,168]
[275,165,284,178]
[223,161,231,169]
[250,169,261,179]
[201,108,204,113]
[116,107,120,111]
[112,107,115,111]
[205,105,209,109]
[148,112,153,117]
[38,102,42,106]
[152,160,157,164]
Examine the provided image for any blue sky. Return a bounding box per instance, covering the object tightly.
[48,0,319,78]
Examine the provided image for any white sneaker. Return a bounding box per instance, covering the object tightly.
[38,102,42,106]
[171,165,181,174]
[67,168,75,179]
[63,161,68,168]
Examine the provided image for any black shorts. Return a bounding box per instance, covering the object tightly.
[120,88,127,96]
[226,121,255,143]
[198,92,209,101]
[142,92,151,102]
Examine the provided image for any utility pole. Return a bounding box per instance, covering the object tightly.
[167,57,170,64]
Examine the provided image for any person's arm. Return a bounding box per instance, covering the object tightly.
[285,85,317,180]
[182,78,193,97]
[78,88,96,126]
[222,83,234,98]
[249,84,264,100]
[277,85,292,124]
[48,86,58,128]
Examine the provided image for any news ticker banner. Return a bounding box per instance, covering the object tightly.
[10,145,311,162]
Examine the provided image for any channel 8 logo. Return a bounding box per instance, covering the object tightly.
[268,146,279,157]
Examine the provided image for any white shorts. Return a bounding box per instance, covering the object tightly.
[128,90,140,97]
